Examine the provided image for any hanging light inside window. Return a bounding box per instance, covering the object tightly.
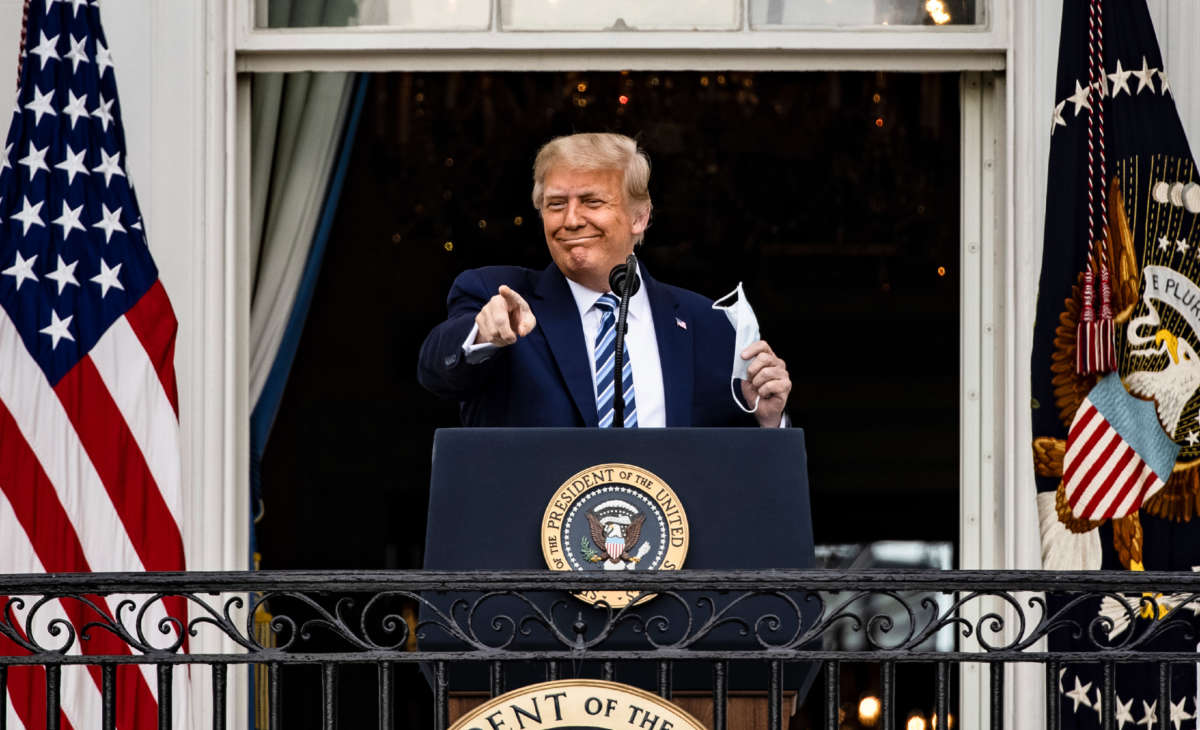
[926,0,952,24]
[859,695,881,726]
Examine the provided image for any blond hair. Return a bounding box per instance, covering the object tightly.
[531,133,653,234]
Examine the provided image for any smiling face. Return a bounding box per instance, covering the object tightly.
[540,165,649,292]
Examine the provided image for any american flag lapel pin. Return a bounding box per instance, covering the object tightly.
[675,317,687,331]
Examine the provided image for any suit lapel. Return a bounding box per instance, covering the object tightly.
[530,264,598,426]
[644,269,693,427]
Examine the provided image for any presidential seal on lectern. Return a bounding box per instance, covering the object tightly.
[540,463,689,608]
[449,680,706,730]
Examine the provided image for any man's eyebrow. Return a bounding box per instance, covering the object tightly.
[543,188,604,199]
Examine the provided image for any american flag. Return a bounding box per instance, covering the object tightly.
[0,0,185,728]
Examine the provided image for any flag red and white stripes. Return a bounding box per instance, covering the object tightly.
[1061,373,1179,523]
[1063,399,1163,520]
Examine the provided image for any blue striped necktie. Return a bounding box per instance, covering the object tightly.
[594,293,637,428]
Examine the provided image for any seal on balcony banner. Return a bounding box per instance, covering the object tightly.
[1030,0,1200,725]
[450,680,705,730]
[541,463,689,608]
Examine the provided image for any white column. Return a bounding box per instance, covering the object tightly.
[1147,0,1200,146]
[1007,0,1065,727]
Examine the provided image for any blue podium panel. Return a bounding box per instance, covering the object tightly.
[425,428,813,572]
[420,427,817,691]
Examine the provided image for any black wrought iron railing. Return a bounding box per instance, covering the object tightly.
[0,570,1197,730]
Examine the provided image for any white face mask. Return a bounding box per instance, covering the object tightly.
[712,282,761,413]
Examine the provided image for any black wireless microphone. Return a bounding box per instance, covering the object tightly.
[608,254,640,428]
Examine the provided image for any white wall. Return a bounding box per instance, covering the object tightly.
[1149,0,1200,151]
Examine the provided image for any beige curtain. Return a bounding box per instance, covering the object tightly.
[248,71,355,407]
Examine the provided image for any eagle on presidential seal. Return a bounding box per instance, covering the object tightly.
[585,504,647,567]
[1035,165,1200,585]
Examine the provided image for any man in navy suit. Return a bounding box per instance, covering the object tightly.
[418,133,791,428]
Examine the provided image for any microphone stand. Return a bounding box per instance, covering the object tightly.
[610,253,638,428]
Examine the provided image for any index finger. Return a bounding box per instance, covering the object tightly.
[740,339,775,360]
[498,285,529,312]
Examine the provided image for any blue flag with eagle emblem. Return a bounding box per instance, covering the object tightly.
[1031,0,1200,726]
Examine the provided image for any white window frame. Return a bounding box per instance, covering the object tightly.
[211,1,1013,726]
[236,0,1008,57]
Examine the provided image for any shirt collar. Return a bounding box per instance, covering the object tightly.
[564,264,650,323]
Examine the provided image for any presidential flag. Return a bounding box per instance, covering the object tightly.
[1031,0,1200,726]
[0,0,186,728]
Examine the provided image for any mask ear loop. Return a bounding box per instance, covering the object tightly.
[732,377,759,413]
[712,289,739,308]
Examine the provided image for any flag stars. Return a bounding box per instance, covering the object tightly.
[1108,59,1133,98]
[92,149,125,187]
[44,255,78,295]
[1158,235,1172,252]
[18,141,48,180]
[49,0,89,17]
[55,144,88,184]
[95,40,112,77]
[1065,676,1093,711]
[39,309,74,350]
[90,93,114,131]
[1,142,11,174]
[91,259,123,298]
[1067,79,1092,116]
[1187,431,1199,447]
[92,203,125,243]
[1115,696,1135,729]
[10,195,45,235]
[1,251,37,290]
[1133,56,1156,95]
[29,31,59,70]
[52,201,85,238]
[1051,100,1067,134]
[1138,700,1159,727]
[1056,60,1168,133]
[1177,238,1190,255]
[1169,696,1194,730]
[64,34,88,73]
[1158,69,1171,96]
[61,89,87,129]
[24,86,56,126]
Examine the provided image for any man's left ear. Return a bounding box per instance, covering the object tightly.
[631,205,651,236]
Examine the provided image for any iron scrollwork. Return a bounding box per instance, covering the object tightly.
[0,571,1192,663]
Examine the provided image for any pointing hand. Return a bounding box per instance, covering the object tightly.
[474,285,537,347]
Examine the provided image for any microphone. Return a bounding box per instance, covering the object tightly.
[608,258,641,298]
[608,254,639,428]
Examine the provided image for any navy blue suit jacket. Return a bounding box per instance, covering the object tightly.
[418,263,756,427]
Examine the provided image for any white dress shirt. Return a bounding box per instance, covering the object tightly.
[461,266,667,427]
[564,272,666,428]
